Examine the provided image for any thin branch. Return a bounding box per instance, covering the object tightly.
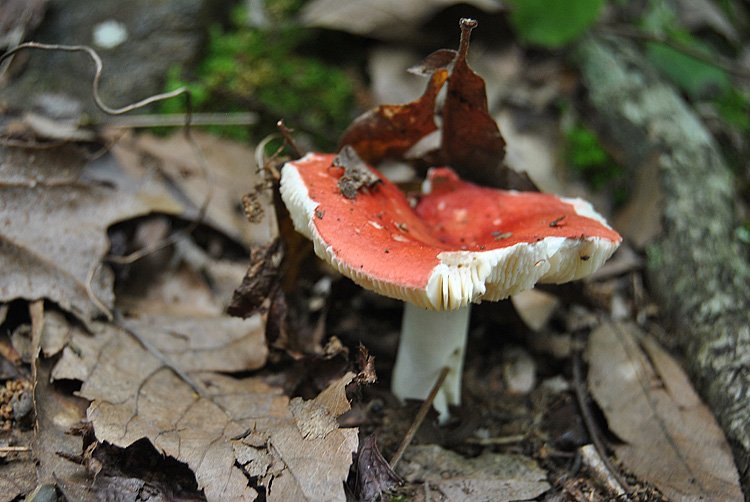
[464,434,526,446]
[389,366,450,470]
[255,133,284,182]
[276,119,303,158]
[0,446,31,453]
[571,340,631,493]
[596,25,750,81]
[102,112,258,129]
[0,43,187,115]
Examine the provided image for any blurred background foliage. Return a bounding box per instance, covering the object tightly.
[160,0,748,203]
[161,0,361,147]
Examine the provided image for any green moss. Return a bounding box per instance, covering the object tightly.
[646,245,663,268]
[160,2,356,148]
[716,87,750,132]
[565,123,625,196]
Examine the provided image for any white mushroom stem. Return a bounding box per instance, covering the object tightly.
[391,303,471,424]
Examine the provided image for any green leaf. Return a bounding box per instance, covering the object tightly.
[507,0,605,48]
[646,41,730,98]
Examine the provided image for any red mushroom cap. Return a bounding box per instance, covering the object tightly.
[281,153,621,310]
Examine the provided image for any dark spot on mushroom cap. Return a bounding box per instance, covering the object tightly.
[549,215,566,228]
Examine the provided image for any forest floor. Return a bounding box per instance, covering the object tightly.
[1,0,748,501]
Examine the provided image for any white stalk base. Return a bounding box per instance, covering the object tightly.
[391,304,471,423]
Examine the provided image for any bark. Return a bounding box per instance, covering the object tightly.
[574,35,750,496]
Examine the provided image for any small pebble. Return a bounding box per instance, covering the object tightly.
[93,20,128,49]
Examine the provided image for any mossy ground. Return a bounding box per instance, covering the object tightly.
[161,1,359,149]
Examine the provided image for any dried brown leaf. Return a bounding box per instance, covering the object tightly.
[53,312,266,380]
[112,131,278,249]
[51,320,356,501]
[263,372,359,502]
[121,314,268,373]
[0,144,165,323]
[613,156,663,248]
[587,322,743,501]
[356,434,401,501]
[0,447,36,502]
[511,289,559,332]
[52,319,270,500]
[408,49,457,76]
[39,310,78,357]
[119,263,224,317]
[339,19,524,190]
[397,444,550,502]
[440,19,506,186]
[33,359,94,501]
[338,68,448,164]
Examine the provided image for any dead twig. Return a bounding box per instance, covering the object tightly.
[0,445,31,453]
[102,112,258,129]
[277,119,303,158]
[389,366,450,470]
[0,43,188,115]
[464,433,526,446]
[571,340,631,493]
[255,133,285,182]
[579,444,627,497]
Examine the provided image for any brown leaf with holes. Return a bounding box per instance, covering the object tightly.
[337,19,517,189]
[339,68,448,164]
[51,316,356,501]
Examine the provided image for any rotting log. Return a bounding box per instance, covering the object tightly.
[574,35,750,496]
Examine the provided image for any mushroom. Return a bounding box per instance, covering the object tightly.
[280,152,621,422]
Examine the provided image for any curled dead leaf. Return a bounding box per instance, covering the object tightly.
[339,68,448,164]
[440,19,506,185]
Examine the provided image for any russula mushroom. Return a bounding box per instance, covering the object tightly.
[280,152,621,422]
